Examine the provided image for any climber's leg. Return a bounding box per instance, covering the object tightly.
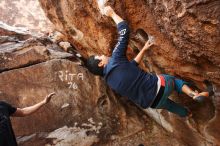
[152,75,189,117]
[168,75,209,102]
[181,84,207,102]
[181,82,212,102]
[159,98,189,117]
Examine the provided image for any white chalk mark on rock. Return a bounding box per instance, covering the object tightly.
[61,103,70,109]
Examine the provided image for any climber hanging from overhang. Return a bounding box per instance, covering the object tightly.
[86,3,214,117]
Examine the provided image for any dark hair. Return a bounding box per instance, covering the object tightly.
[86,55,104,76]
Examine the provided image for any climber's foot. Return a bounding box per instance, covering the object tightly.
[192,92,209,102]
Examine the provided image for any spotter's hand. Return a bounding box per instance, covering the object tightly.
[44,92,56,104]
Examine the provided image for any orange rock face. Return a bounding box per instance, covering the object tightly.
[39,0,220,84]
[38,0,220,145]
[0,0,220,145]
[0,21,185,146]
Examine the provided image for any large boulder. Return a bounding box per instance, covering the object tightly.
[0,22,72,72]
[38,0,220,146]
[38,0,220,84]
[0,23,185,146]
[0,59,184,146]
[0,0,53,34]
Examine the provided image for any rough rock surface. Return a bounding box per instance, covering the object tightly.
[0,0,53,34]
[38,0,220,83]
[0,22,186,146]
[37,0,220,146]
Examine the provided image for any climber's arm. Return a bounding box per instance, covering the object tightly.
[133,41,154,65]
[104,6,130,59]
[12,92,55,117]
[104,6,123,25]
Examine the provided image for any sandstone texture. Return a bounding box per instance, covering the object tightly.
[38,0,220,146]
[39,0,220,84]
[0,21,185,146]
[0,0,220,146]
[0,0,53,34]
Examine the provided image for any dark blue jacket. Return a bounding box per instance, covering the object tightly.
[103,21,158,108]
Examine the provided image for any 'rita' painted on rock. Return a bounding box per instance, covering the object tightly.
[58,70,84,89]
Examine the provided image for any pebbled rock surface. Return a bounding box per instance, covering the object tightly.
[38,0,220,84]
[38,0,220,146]
[0,0,53,34]
[0,22,185,146]
[0,0,220,145]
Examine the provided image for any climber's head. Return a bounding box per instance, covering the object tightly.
[87,55,109,76]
